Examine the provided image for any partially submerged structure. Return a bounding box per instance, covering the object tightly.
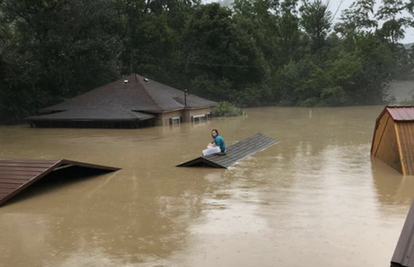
[391,199,414,267]
[0,158,119,206]
[26,73,217,128]
[371,106,414,175]
[177,133,278,168]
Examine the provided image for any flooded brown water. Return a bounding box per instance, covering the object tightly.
[0,106,413,267]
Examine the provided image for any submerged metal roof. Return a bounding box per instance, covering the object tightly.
[176,133,278,168]
[391,199,414,267]
[0,158,120,206]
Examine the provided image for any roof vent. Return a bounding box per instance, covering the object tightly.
[123,79,129,85]
[143,78,149,82]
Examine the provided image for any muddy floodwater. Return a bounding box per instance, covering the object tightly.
[1,106,413,267]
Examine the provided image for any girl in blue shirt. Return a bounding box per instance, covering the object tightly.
[210,129,226,153]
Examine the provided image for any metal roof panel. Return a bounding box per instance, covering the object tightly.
[177,133,278,168]
[0,158,120,207]
[387,106,414,121]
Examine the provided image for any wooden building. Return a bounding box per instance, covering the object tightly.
[26,73,217,128]
[371,106,414,175]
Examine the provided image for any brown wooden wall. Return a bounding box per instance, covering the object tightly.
[397,122,414,175]
[371,112,402,174]
[371,112,390,155]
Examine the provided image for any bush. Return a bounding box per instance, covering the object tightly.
[212,101,244,117]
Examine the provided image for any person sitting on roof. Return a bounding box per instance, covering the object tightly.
[207,129,226,154]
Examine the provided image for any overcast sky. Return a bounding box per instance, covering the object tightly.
[205,0,414,43]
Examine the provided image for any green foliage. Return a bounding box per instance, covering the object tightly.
[0,0,121,123]
[299,0,332,52]
[319,86,347,106]
[272,0,302,65]
[1,0,414,124]
[272,60,301,105]
[212,101,244,117]
[181,3,268,105]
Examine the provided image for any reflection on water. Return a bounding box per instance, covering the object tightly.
[0,106,412,267]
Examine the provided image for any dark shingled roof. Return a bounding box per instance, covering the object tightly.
[27,73,217,122]
[26,106,154,121]
[176,133,278,168]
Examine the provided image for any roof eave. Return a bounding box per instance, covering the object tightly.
[26,118,154,122]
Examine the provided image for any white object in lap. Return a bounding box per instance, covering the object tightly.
[202,146,221,156]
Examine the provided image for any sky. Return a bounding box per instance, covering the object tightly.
[205,0,414,44]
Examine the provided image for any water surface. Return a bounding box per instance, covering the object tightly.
[0,106,412,267]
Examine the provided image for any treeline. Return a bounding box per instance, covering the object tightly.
[1,0,414,123]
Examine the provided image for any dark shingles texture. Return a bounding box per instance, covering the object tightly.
[27,106,154,121]
[28,73,217,121]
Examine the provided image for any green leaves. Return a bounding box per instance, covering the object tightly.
[1,0,413,124]
[0,0,121,122]
[300,0,332,52]
[212,101,244,117]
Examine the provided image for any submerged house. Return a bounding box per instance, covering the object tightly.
[26,73,217,128]
[371,106,414,175]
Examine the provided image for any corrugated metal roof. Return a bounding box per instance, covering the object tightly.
[0,158,120,207]
[391,199,414,267]
[30,73,217,122]
[176,133,278,168]
[387,106,414,121]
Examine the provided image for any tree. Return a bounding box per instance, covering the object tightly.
[270,0,302,65]
[334,0,377,39]
[0,0,122,122]
[299,0,332,52]
[376,0,412,44]
[114,0,200,88]
[181,3,268,104]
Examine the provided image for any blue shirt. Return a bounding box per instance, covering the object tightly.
[214,135,226,152]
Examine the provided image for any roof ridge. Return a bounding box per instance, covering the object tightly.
[133,73,163,112]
